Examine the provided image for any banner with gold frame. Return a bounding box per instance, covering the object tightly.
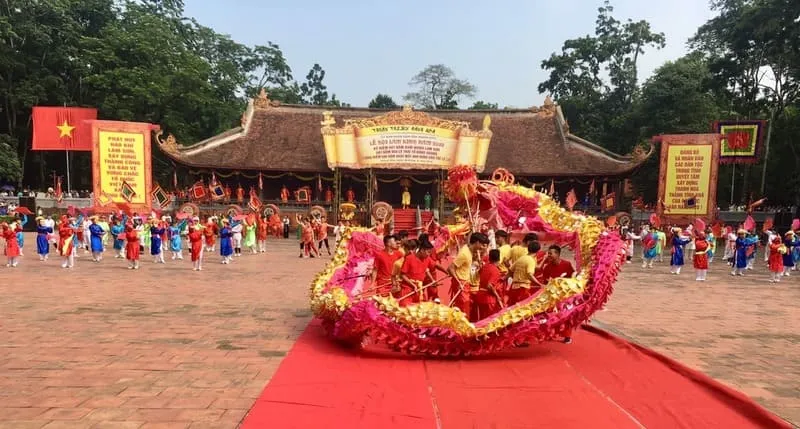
[656,134,721,225]
[713,120,766,164]
[321,105,492,172]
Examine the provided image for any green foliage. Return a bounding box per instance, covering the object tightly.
[300,63,329,105]
[630,54,727,201]
[0,136,22,182]
[368,94,398,109]
[0,0,340,188]
[404,64,476,109]
[691,0,800,203]
[468,101,499,110]
[538,1,665,155]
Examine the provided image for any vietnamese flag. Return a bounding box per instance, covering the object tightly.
[32,106,98,151]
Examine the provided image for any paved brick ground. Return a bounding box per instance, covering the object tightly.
[596,253,800,426]
[0,237,798,427]
[0,236,327,429]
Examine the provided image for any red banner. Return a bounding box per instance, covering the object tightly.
[32,106,98,151]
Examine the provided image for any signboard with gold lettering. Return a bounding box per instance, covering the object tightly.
[90,120,157,211]
[321,105,492,171]
[656,134,721,224]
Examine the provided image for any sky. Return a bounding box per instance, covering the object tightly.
[183,0,716,108]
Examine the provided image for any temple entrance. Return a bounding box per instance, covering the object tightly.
[374,172,438,210]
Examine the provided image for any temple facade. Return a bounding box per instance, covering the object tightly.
[157,90,653,226]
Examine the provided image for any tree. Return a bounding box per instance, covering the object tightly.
[404,64,476,109]
[300,63,329,105]
[539,1,665,103]
[691,0,800,199]
[0,137,21,182]
[0,0,340,188]
[630,54,726,201]
[538,1,665,153]
[368,94,398,109]
[468,101,498,110]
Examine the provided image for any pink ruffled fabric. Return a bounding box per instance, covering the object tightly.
[319,189,627,356]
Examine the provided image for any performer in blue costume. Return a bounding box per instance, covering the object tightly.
[731,229,759,276]
[219,218,234,264]
[111,215,127,258]
[36,216,53,261]
[14,214,28,256]
[88,216,106,262]
[150,219,166,263]
[71,214,84,253]
[168,219,188,260]
[641,227,659,268]
[706,228,716,264]
[669,227,691,275]
[782,231,800,276]
[793,239,800,272]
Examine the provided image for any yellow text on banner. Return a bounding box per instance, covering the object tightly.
[353,126,459,169]
[98,131,146,204]
[663,144,712,215]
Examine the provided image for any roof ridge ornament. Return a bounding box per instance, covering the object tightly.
[253,88,271,109]
[155,130,179,154]
[321,111,336,128]
[539,95,556,117]
[402,103,413,112]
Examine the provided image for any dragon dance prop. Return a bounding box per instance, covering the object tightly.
[309,166,627,356]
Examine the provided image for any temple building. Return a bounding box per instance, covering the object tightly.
[158,90,652,227]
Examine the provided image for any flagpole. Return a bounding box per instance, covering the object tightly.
[63,102,71,194]
[65,149,71,193]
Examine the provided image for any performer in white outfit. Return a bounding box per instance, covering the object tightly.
[231,221,243,256]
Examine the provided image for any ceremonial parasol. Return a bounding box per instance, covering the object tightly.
[12,206,33,215]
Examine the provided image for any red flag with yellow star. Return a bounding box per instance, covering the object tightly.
[32,106,97,151]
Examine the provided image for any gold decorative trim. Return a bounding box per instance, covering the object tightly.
[343,106,469,131]
[321,111,335,127]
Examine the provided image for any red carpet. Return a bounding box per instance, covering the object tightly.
[241,321,792,429]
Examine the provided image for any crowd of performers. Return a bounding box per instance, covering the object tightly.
[618,223,800,283]
[367,226,577,342]
[0,211,298,270]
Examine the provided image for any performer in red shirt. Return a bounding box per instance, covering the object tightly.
[256,215,269,253]
[768,236,785,283]
[540,245,576,343]
[398,240,438,306]
[203,217,218,252]
[188,218,204,271]
[540,244,575,281]
[1,221,21,267]
[124,223,141,270]
[693,231,709,281]
[58,216,75,269]
[372,235,402,296]
[471,249,505,322]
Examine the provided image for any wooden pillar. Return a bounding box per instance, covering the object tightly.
[615,179,624,212]
[333,168,342,221]
[365,169,375,216]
